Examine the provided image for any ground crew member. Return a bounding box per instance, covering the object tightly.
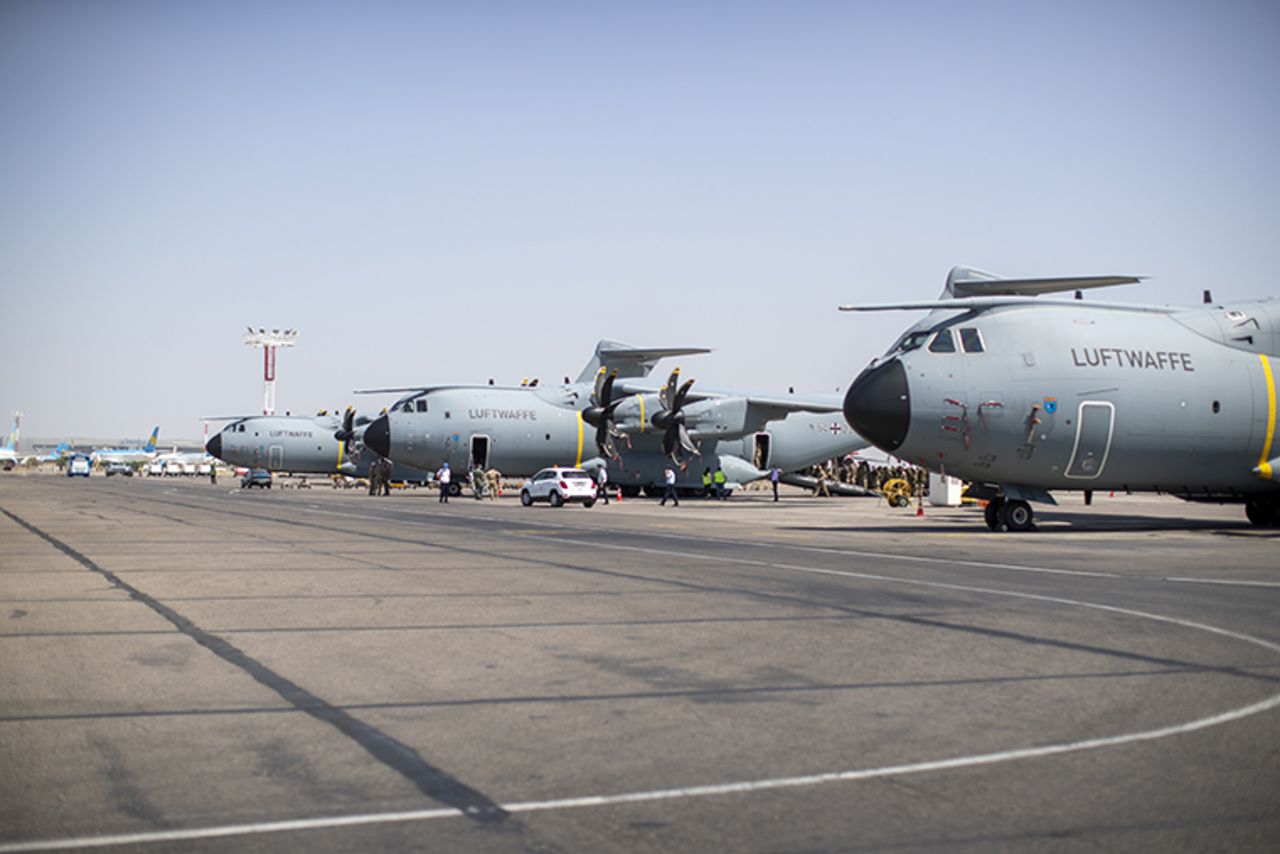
[701,467,713,498]
[471,464,485,499]
[816,466,831,497]
[210,465,217,485]
[769,466,780,501]
[436,462,451,503]
[596,462,610,504]
[713,466,727,500]
[659,466,679,506]
[368,460,380,495]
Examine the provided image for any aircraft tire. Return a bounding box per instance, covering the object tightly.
[983,500,1002,531]
[520,490,533,507]
[1245,496,1279,527]
[999,500,1034,532]
[448,482,462,497]
[549,490,564,507]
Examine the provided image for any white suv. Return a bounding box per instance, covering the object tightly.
[520,467,598,508]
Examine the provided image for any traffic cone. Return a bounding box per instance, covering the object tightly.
[616,486,623,502]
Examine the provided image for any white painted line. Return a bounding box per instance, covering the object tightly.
[4,691,1278,852]
[1165,577,1280,589]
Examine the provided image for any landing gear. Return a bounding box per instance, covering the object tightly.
[984,499,1002,531]
[1245,496,1280,527]
[984,497,1035,532]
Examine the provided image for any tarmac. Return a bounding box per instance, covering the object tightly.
[1,475,1277,852]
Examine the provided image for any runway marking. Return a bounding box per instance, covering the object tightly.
[4,508,1279,851]
[1165,577,1280,589]
[4,690,1277,851]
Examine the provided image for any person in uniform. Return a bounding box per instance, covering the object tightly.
[596,461,610,505]
[659,466,679,506]
[436,462,451,503]
[486,468,502,500]
[381,458,392,496]
[713,466,727,500]
[701,467,713,498]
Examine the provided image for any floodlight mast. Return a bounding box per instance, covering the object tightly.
[243,328,298,415]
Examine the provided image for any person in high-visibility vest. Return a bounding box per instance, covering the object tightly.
[701,467,713,498]
[713,467,727,500]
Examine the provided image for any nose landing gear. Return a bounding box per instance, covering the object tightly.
[983,497,1035,532]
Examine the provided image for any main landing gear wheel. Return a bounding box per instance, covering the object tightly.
[984,499,1002,531]
[1245,496,1279,527]
[998,499,1034,533]
[448,482,462,497]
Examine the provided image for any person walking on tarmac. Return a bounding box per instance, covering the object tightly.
[659,466,679,506]
[769,466,780,502]
[596,461,610,505]
[471,463,485,499]
[368,460,381,496]
[436,462,451,503]
[701,467,713,498]
[380,458,392,496]
[713,466,727,500]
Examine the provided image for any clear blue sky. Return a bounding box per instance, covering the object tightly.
[2,1,1278,441]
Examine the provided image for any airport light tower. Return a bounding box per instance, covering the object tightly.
[243,328,298,415]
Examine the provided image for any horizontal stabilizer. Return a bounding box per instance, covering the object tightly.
[840,296,1177,315]
[947,265,1142,299]
[576,339,712,384]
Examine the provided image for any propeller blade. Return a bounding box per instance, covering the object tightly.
[659,368,681,412]
[672,378,695,410]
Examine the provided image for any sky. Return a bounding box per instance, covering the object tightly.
[2,0,1278,443]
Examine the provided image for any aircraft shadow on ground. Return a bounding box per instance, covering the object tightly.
[784,512,1275,536]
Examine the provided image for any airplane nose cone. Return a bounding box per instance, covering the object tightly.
[364,415,390,458]
[843,358,910,452]
[205,433,222,459]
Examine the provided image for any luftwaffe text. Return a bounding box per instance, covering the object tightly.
[1070,348,1194,371]
[467,409,538,420]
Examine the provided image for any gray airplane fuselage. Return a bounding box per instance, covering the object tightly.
[365,384,866,487]
[206,415,430,482]
[843,299,1280,499]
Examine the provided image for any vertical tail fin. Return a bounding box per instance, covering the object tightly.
[144,427,159,453]
[4,413,20,452]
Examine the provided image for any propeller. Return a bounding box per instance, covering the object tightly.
[651,368,700,462]
[333,406,365,455]
[582,368,625,458]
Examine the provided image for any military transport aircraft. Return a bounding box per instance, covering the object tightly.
[205,411,432,483]
[840,266,1280,530]
[360,340,868,495]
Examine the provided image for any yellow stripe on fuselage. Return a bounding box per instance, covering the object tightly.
[1259,354,1276,480]
[638,395,646,432]
[336,440,344,471]
[575,410,584,467]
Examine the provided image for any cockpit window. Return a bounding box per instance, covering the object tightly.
[415,399,429,412]
[928,330,956,353]
[888,331,932,355]
[959,327,985,353]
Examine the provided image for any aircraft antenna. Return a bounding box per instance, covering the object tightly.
[243,328,298,415]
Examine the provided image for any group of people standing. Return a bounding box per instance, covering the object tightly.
[700,466,729,500]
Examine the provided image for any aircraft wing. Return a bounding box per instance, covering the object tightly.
[839,296,1179,314]
[613,380,844,414]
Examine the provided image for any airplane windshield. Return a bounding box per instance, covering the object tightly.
[889,331,932,355]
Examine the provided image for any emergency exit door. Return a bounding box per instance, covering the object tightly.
[1065,402,1114,479]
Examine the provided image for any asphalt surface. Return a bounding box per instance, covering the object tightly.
[1,475,1277,852]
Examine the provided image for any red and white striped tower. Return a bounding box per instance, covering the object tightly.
[243,328,298,415]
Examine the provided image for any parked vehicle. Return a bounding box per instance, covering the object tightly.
[67,454,91,477]
[240,468,273,489]
[519,467,597,508]
[105,463,134,477]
